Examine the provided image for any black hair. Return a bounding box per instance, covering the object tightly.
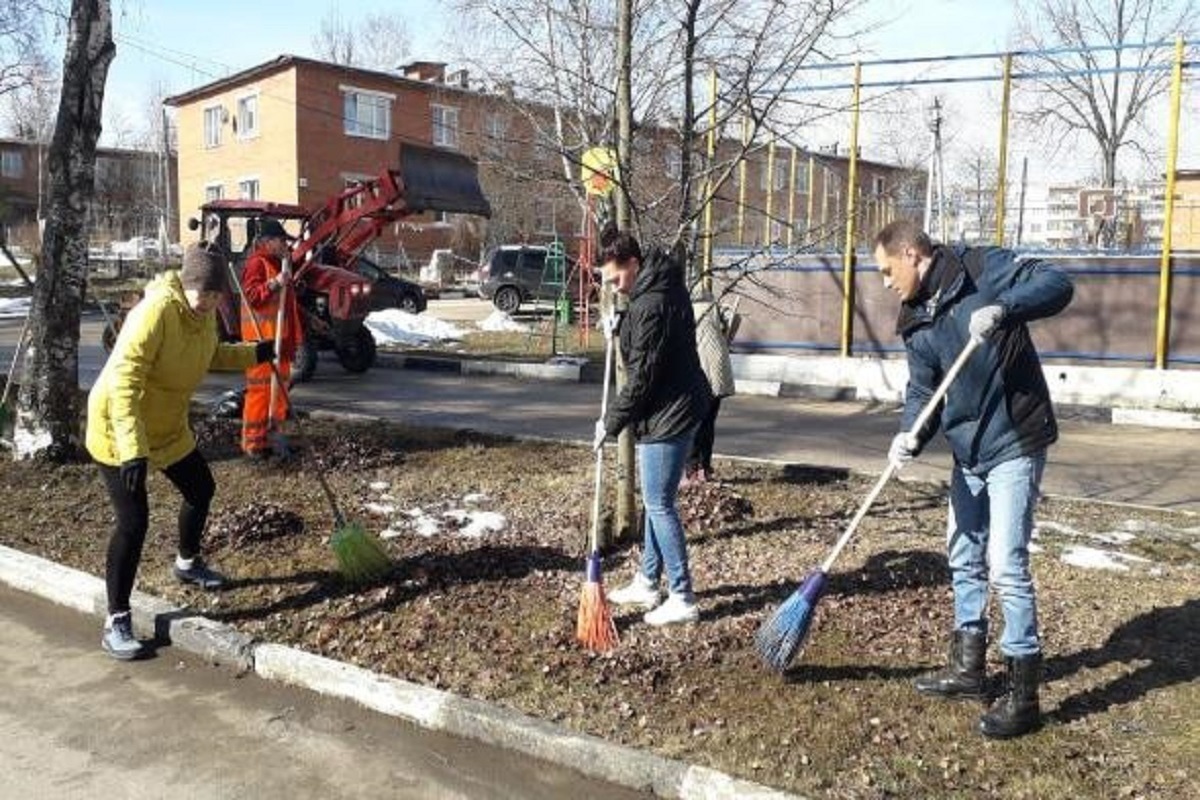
[873,219,933,257]
[598,222,642,265]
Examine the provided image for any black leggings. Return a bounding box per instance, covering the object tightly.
[98,448,215,614]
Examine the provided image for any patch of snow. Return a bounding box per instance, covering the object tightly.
[462,492,490,504]
[1060,545,1151,572]
[0,296,31,318]
[478,309,528,332]
[379,527,404,540]
[1029,542,1044,554]
[364,502,396,516]
[369,481,390,492]
[413,514,442,537]
[1034,520,1086,539]
[365,309,464,346]
[1091,530,1137,546]
[458,511,506,538]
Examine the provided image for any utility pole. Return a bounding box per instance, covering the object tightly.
[924,98,948,241]
[612,0,635,545]
[1016,156,1028,247]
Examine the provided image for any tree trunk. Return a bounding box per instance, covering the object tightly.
[13,0,114,461]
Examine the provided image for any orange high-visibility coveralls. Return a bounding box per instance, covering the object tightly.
[240,246,304,456]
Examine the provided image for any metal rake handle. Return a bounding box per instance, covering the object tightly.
[819,335,982,573]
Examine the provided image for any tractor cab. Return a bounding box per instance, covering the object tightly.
[189,200,377,380]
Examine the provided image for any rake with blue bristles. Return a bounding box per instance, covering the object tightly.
[756,336,983,672]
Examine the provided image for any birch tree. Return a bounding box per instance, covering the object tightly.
[1014,0,1197,187]
[14,0,114,461]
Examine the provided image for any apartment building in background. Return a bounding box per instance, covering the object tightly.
[164,55,924,272]
[0,138,177,249]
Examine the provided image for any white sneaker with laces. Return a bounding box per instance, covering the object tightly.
[607,573,661,609]
[643,592,699,626]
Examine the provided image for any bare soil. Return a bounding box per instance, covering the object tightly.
[2,413,1197,799]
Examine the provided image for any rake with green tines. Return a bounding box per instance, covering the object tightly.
[224,253,392,583]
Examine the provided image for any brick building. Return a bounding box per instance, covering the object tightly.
[0,138,177,249]
[164,55,923,273]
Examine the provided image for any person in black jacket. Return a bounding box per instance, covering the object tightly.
[873,219,1073,739]
[593,227,711,626]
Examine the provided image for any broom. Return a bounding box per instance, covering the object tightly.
[224,253,391,583]
[0,300,32,436]
[576,314,619,653]
[755,335,983,671]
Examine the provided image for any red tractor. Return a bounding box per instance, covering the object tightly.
[197,143,491,381]
[107,143,491,382]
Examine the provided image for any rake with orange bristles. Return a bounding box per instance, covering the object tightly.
[576,316,619,653]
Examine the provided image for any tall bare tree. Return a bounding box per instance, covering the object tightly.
[311,5,412,71]
[449,0,866,248]
[1014,0,1197,187]
[14,0,115,461]
[0,0,49,97]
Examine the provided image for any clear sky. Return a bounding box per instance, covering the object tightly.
[94,0,1017,139]
[33,0,1190,183]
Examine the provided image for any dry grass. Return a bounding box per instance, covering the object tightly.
[1,415,1197,799]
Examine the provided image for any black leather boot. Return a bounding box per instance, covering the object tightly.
[980,653,1042,739]
[914,629,987,700]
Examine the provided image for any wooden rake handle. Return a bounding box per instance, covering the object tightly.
[819,335,982,573]
[223,257,347,529]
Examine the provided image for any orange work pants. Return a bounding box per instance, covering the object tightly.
[241,359,292,455]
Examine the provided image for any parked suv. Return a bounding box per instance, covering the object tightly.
[478,244,595,313]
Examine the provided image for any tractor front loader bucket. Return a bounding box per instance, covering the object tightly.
[398,143,492,218]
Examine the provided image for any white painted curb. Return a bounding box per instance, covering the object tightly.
[0,543,803,800]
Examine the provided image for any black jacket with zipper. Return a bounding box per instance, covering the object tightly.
[604,247,711,443]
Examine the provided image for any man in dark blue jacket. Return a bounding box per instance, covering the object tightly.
[873,219,1073,739]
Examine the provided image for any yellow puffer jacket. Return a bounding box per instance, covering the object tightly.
[86,271,258,468]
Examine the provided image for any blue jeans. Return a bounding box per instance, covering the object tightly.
[638,429,696,600]
[946,451,1045,657]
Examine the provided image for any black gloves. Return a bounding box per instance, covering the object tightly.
[120,457,148,495]
[255,339,276,364]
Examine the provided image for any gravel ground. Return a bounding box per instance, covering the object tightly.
[2,412,1197,799]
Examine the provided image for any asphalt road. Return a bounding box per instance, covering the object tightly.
[0,584,647,800]
[2,309,1199,511]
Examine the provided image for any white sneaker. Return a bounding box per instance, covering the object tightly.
[643,592,699,626]
[607,573,661,609]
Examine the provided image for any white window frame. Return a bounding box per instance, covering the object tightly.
[431,104,460,150]
[237,176,260,200]
[1,149,24,178]
[871,175,886,196]
[203,105,223,148]
[533,199,556,235]
[341,85,394,140]
[665,147,682,180]
[236,91,259,140]
[204,182,224,203]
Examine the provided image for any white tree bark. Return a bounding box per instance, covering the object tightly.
[13,0,114,461]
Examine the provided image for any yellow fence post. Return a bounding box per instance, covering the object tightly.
[840,62,862,358]
[764,139,777,245]
[806,155,816,243]
[1155,35,1185,370]
[737,115,749,246]
[787,146,798,249]
[995,53,1012,246]
[702,67,718,296]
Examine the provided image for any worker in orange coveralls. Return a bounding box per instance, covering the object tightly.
[240,217,304,460]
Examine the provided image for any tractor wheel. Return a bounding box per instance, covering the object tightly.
[293,338,319,383]
[335,326,377,374]
[493,286,521,314]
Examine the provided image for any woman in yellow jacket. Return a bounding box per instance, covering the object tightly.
[86,244,273,660]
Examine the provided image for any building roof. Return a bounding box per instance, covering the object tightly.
[162,54,474,107]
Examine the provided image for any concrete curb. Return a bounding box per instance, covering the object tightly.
[0,542,800,800]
